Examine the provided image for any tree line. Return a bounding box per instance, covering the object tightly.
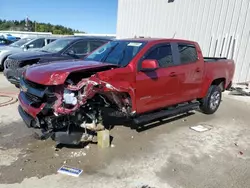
[0,19,85,35]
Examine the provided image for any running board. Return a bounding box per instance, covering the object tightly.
[133,101,200,125]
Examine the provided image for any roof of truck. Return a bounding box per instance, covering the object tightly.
[117,38,196,44]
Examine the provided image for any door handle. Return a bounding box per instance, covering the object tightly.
[195,68,201,72]
[169,72,177,77]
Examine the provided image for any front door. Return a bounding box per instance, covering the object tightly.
[64,40,90,59]
[135,43,181,114]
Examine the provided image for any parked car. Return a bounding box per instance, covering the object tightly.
[17,38,235,143]
[0,38,14,46]
[0,36,58,70]
[4,36,113,87]
[0,33,18,41]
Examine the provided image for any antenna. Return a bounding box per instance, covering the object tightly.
[172,32,176,38]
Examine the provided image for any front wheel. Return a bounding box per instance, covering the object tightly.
[200,85,222,114]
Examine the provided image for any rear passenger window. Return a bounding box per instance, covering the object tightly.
[178,44,198,64]
[144,44,173,68]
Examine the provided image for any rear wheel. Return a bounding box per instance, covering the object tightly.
[200,85,222,114]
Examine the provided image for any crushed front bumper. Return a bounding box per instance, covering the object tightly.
[18,91,45,119]
[18,105,34,128]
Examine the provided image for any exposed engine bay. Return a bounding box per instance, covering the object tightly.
[20,68,133,144]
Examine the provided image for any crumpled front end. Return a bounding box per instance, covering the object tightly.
[18,72,133,143]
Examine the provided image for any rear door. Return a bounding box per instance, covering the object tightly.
[175,43,204,101]
[136,43,181,114]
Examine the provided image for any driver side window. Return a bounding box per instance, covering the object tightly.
[29,38,45,48]
[66,41,89,55]
[144,44,173,68]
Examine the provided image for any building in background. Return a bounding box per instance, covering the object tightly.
[116,0,250,83]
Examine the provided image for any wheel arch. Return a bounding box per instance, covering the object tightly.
[199,77,226,98]
[211,77,226,91]
[0,55,10,70]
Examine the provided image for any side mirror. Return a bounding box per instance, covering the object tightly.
[24,44,34,50]
[28,44,34,48]
[140,59,159,71]
[23,44,28,50]
[66,49,76,55]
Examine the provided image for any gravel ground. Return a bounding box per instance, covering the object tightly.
[0,73,250,188]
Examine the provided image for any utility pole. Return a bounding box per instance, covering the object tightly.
[25,15,30,31]
[34,21,37,32]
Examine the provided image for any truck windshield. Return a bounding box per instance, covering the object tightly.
[84,40,147,67]
[9,38,32,47]
[41,38,72,53]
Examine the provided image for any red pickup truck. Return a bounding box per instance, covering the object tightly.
[18,38,235,143]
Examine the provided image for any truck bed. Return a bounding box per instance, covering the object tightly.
[204,57,228,62]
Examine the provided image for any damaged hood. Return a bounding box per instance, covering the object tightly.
[24,60,117,85]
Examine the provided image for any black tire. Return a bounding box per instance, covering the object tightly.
[200,85,222,114]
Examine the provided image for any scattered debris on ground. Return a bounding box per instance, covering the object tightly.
[69,150,87,158]
[190,124,213,132]
[140,185,155,188]
[228,84,250,96]
[57,165,83,177]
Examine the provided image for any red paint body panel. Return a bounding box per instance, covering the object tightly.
[199,60,235,97]
[24,60,116,85]
[18,94,45,118]
[20,38,235,117]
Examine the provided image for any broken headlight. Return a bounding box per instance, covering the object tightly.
[63,89,77,105]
